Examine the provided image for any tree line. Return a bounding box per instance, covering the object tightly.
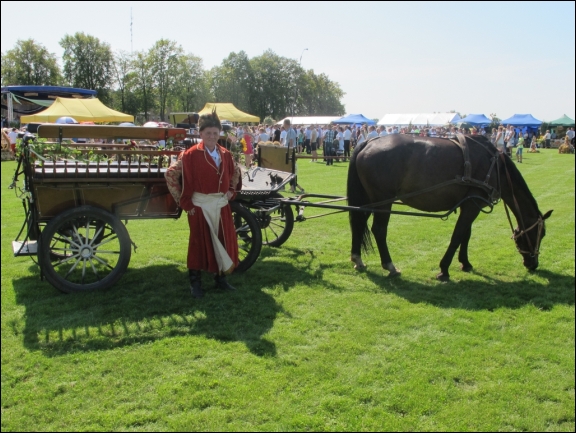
[1,35,346,122]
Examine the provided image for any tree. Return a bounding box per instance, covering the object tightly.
[171,53,206,113]
[112,50,133,113]
[210,51,254,113]
[1,39,61,86]
[60,33,114,102]
[247,50,345,120]
[249,50,299,120]
[292,69,345,116]
[489,113,501,130]
[130,50,155,122]
[149,39,183,121]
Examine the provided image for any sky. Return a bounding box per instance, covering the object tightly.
[1,1,574,122]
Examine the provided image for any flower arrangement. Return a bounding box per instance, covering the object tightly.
[240,138,247,153]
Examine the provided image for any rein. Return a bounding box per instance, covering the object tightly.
[499,152,543,257]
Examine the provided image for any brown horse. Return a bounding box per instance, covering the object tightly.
[347,134,552,280]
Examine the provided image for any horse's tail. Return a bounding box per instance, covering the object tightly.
[347,141,373,253]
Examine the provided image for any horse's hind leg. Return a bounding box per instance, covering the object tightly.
[372,209,400,276]
[458,226,474,272]
[437,203,481,281]
[350,211,370,269]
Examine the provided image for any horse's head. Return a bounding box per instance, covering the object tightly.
[514,210,553,270]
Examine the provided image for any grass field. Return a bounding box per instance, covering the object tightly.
[1,149,574,431]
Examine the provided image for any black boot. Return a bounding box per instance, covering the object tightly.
[189,269,204,298]
[214,273,236,291]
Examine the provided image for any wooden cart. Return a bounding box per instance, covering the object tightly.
[10,125,270,293]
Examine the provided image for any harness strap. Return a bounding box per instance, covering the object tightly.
[500,152,541,256]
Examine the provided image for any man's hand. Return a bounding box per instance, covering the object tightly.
[226,191,234,201]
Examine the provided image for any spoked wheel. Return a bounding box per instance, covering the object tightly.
[38,206,132,293]
[254,193,294,247]
[230,201,262,273]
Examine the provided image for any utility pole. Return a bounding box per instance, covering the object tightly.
[130,7,133,53]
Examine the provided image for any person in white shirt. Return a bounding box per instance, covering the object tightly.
[566,127,575,142]
[335,127,345,161]
[7,128,19,154]
[343,126,352,161]
[365,126,378,141]
[304,126,312,154]
[379,126,388,137]
[544,129,551,148]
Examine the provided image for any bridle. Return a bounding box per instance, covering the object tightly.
[500,153,544,257]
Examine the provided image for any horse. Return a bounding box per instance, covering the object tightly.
[347,134,553,280]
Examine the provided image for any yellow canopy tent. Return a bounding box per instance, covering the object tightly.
[197,103,259,123]
[20,97,134,123]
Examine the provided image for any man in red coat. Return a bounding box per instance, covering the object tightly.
[166,111,241,298]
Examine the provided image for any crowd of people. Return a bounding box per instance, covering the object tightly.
[230,122,576,168]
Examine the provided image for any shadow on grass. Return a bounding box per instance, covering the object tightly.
[13,263,286,358]
[12,255,574,357]
[363,268,575,311]
[13,249,342,357]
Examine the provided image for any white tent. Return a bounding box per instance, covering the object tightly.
[276,116,341,125]
[378,113,461,126]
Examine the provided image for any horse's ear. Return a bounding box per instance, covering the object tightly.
[542,210,553,220]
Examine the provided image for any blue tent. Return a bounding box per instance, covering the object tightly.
[500,114,542,128]
[332,114,376,125]
[454,114,492,127]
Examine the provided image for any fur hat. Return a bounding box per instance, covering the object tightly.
[198,108,222,131]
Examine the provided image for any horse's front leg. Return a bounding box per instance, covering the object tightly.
[458,226,474,272]
[372,209,400,276]
[437,204,481,281]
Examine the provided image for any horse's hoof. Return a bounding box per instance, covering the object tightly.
[351,255,366,270]
[436,272,450,281]
[388,269,401,278]
[460,264,473,272]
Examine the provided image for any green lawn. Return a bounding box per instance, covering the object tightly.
[1,149,574,431]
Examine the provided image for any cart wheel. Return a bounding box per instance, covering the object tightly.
[231,201,262,273]
[255,193,294,247]
[38,206,132,293]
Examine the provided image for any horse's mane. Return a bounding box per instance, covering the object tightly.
[500,152,541,215]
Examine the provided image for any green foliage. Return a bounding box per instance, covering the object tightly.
[60,33,114,104]
[170,54,206,113]
[211,51,253,113]
[149,39,183,121]
[263,116,276,125]
[490,112,501,130]
[130,51,156,122]
[0,39,61,86]
[209,50,345,120]
[111,50,133,114]
[3,38,347,123]
[1,150,574,431]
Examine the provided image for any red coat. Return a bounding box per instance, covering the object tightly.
[178,142,238,273]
